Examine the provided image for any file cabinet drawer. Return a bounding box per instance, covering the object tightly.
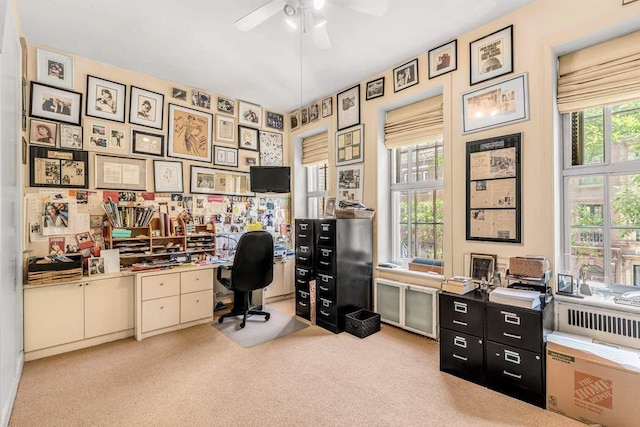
[316,297,337,324]
[295,220,314,245]
[141,273,180,301]
[486,341,543,406]
[295,245,313,266]
[181,269,213,294]
[316,273,336,300]
[316,220,335,247]
[296,288,311,320]
[439,328,485,385]
[141,295,180,333]
[439,292,484,337]
[180,289,213,323]
[486,303,541,353]
[295,266,313,280]
[316,247,336,273]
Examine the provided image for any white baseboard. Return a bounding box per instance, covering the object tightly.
[1,351,24,427]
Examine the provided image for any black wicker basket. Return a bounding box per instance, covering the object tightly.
[345,309,381,338]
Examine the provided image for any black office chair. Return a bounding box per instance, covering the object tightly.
[217,230,274,328]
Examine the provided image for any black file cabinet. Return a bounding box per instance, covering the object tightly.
[439,290,553,408]
[294,219,314,321]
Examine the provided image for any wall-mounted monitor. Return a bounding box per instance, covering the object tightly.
[249,166,290,193]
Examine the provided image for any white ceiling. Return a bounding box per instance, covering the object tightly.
[16,0,533,113]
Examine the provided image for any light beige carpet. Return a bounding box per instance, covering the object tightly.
[9,299,582,426]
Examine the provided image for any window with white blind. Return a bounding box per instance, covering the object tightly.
[302,132,328,218]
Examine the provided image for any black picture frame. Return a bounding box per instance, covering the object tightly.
[428,39,458,79]
[238,125,260,152]
[393,58,419,93]
[557,273,574,295]
[265,111,284,130]
[85,75,127,123]
[129,86,164,130]
[29,145,89,188]
[469,25,514,85]
[336,84,360,130]
[29,81,83,126]
[466,133,521,243]
[365,77,385,101]
[131,129,165,157]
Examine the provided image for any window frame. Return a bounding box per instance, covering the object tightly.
[306,162,328,219]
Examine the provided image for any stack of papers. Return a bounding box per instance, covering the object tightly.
[489,287,542,308]
[442,276,476,295]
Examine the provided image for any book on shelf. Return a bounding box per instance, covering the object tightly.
[102,199,156,228]
[488,287,542,309]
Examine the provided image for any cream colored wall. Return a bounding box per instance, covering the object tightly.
[289,0,640,281]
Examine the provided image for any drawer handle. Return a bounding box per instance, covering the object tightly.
[504,350,521,364]
[160,306,164,309]
[298,302,307,307]
[503,370,522,380]
[453,354,468,362]
[300,257,308,261]
[299,233,307,238]
[160,283,164,286]
[196,299,200,303]
[320,236,329,240]
[454,336,467,348]
[320,261,329,266]
[501,311,520,325]
[320,310,329,316]
[319,286,329,291]
[297,279,305,284]
[454,302,467,313]
[452,320,467,327]
[503,332,522,340]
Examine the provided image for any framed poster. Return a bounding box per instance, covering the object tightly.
[393,58,418,92]
[462,72,529,134]
[129,86,164,129]
[337,84,360,130]
[470,25,513,85]
[190,166,252,196]
[290,110,300,130]
[191,90,211,109]
[238,101,262,127]
[259,130,283,166]
[85,75,126,123]
[153,160,183,192]
[213,146,238,167]
[95,154,147,191]
[30,81,82,125]
[29,119,57,147]
[216,115,236,143]
[322,97,333,118]
[29,145,89,188]
[365,77,384,101]
[59,124,83,149]
[172,87,187,101]
[36,48,74,89]
[167,103,213,162]
[336,163,364,203]
[335,124,364,166]
[308,102,320,122]
[217,96,235,115]
[428,39,457,79]
[131,129,164,157]
[238,125,259,151]
[265,111,284,130]
[470,253,497,282]
[466,133,521,243]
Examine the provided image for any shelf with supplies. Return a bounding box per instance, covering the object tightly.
[186,224,216,257]
[505,269,551,295]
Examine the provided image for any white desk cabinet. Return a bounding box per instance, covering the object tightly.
[85,276,135,339]
[264,258,294,300]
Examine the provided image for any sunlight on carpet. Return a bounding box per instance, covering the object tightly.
[212,308,308,348]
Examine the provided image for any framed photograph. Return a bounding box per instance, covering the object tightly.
[30,81,82,125]
[238,125,259,151]
[59,124,83,149]
[393,58,419,93]
[290,110,300,130]
[75,231,94,250]
[365,77,385,101]
[190,165,252,196]
[308,103,320,122]
[324,197,336,218]
[470,25,513,85]
[217,96,235,115]
[88,257,105,276]
[95,154,147,191]
[466,133,521,243]
[322,97,333,118]
[172,88,187,101]
[85,75,126,123]
[428,39,457,79]
[300,107,309,126]
[29,145,89,188]
[462,72,529,134]
[83,122,127,155]
[335,124,364,166]
[557,273,574,295]
[470,253,497,283]
[216,115,236,143]
[192,90,211,109]
[337,84,360,130]
[131,129,164,157]
[238,101,262,127]
[153,160,183,192]
[265,111,284,130]
[214,146,238,167]
[29,119,57,147]
[336,163,364,203]
[129,86,164,129]
[259,130,283,166]
[36,48,74,89]
[167,103,213,163]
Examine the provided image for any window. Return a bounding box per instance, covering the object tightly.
[306,162,327,219]
[391,141,444,263]
[561,99,640,287]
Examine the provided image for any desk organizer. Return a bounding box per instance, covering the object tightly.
[345,309,380,338]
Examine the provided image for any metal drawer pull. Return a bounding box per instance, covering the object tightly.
[453,354,468,361]
[318,275,330,282]
[299,233,307,238]
[320,310,329,316]
[297,279,305,284]
[298,302,307,307]
[319,286,329,291]
[320,261,329,266]
[454,336,467,348]
[503,370,522,379]
[454,302,467,313]
[504,350,521,364]
[503,332,522,340]
[320,236,329,240]
[501,311,521,325]
[299,257,308,261]
[452,320,468,327]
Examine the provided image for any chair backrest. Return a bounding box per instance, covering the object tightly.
[231,230,274,292]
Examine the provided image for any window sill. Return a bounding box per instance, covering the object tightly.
[376,266,444,288]
[555,293,640,316]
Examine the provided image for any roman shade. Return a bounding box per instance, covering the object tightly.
[301,132,328,166]
[384,95,443,149]
[557,30,640,114]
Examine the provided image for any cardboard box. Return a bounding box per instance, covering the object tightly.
[546,332,640,426]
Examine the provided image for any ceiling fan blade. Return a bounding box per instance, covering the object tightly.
[329,0,389,17]
[312,23,331,49]
[235,0,286,31]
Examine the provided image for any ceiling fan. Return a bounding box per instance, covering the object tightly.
[235,0,389,49]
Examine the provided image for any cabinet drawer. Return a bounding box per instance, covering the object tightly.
[142,295,180,333]
[486,341,544,406]
[316,246,336,273]
[486,303,542,353]
[316,273,336,300]
[180,289,213,323]
[316,220,335,246]
[439,292,484,336]
[296,288,311,320]
[295,220,314,245]
[141,273,180,301]
[295,266,313,281]
[181,269,213,294]
[439,328,485,385]
[295,245,314,266]
[316,297,337,324]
